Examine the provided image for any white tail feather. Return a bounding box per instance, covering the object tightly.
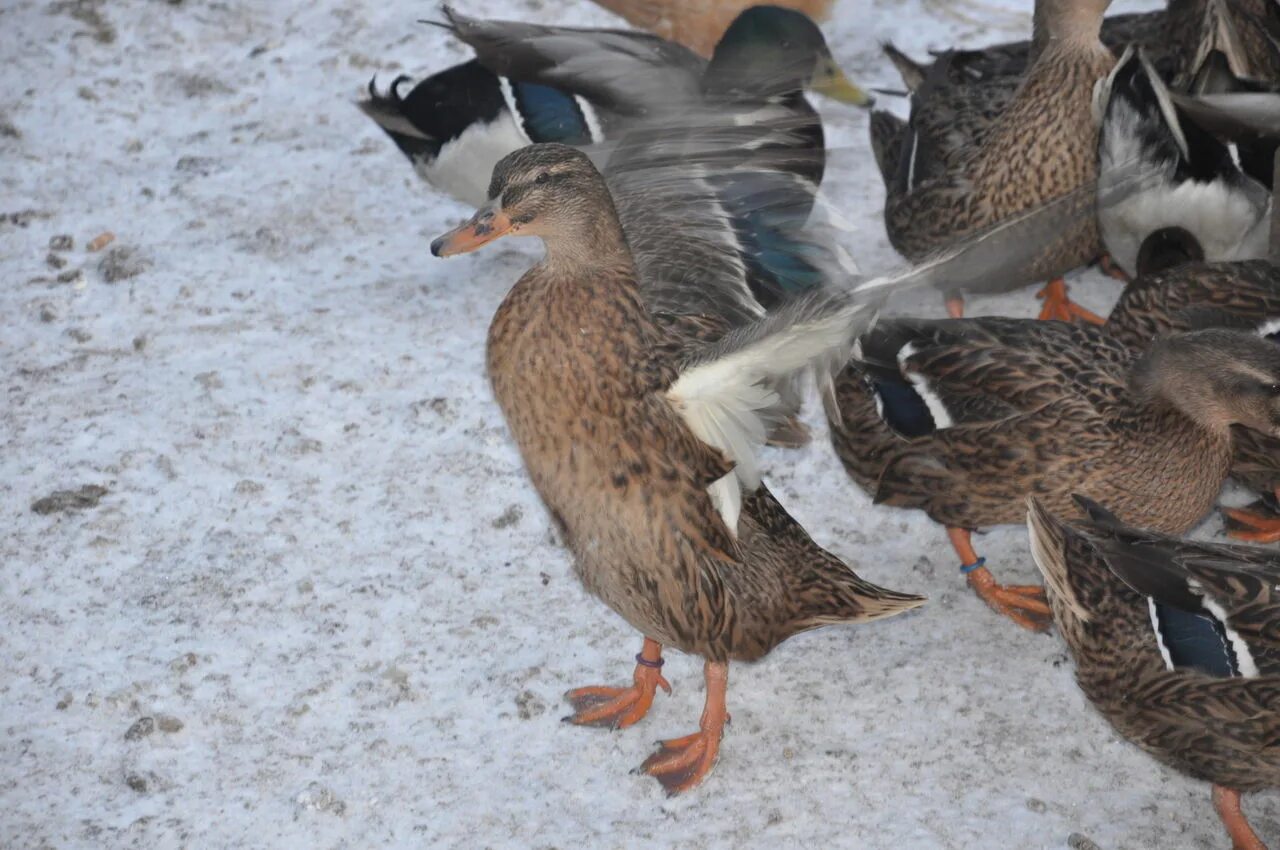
[667,297,872,534]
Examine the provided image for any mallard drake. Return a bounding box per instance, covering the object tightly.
[1095,47,1272,278]
[828,320,1280,631]
[429,143,923,793]
[360,5,869,208]
[874,0,1117,323]
[586,0,833,58]
[1027,495,1280,850]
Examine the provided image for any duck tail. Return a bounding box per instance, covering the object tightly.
[1025,497,1090,625]
[881,42,925,92]
[787,558,926,631]
[357,76,436,151]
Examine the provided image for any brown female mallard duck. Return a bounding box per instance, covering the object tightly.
[1027,495,1280,850]
[827,320,1280,631]
[430,143,922,793]
[881,0,1280,95]
[1106,224,1280,543]
[874,0,1118,323]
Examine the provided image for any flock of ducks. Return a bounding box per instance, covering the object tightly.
[361,0,1280,845]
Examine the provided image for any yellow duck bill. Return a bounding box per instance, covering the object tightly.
[811,56,874,107]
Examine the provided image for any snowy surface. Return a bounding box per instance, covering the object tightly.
[2,0,1272,847]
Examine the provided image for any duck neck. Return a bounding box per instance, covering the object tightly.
[1033,0,1107,54]
[540,212,633,274]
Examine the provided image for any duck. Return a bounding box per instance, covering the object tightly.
[1026,495,1280,850]
[874,0,1118,323]
[827,320,1280,631]
[1094,47,1272,279]
[585,0,834,58]
[883,0,1280,94]
[1105,221,1280,544]
[359,5,870,209]
[429,142,923,793]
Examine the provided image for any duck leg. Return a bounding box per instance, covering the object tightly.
[1222,488,1280,544]
[638,660,729,794]
[563,637,672,729]
[948,527,1052,632]
[1098,254,1131,283]
[1212,786,1268,850]
[1036,278,1105,325]
[945,293,966,319]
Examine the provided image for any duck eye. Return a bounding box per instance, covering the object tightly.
[535,172,550,185]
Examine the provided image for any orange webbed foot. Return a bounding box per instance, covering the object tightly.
[564,639,671,730]
[1036,279,1105,325]
[1222,503,1280,544]
[966,565,1052,632]
[638,726,725,794]
[636,661,729,795]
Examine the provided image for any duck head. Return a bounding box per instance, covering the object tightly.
[430,143,619,258]
[1130,328,1280,436]
[1134,227,1205,277]
[703,6,872,106]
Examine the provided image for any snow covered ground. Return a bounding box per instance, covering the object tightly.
[3,0,1271,847]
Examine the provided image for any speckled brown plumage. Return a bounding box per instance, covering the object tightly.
[872,0,1280,294]
[874,0,1280,103]
[826,318,1280,631]
[1106,259,1280,350]
[854,319,1233,533]
[1106,257,1280,507]
[472,146,921,664]
[1027,497,1280,845]
[878,0,1117,288]
[437,143,923,791]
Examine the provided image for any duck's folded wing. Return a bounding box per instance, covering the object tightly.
[856,318,1127,440]
[1074,495,1280,673]
[438,6,704,115]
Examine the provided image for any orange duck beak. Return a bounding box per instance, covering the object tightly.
[430,200,514,257]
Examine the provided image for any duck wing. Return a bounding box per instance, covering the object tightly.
[439,6,704,118]
[1072,495,1280,676]
[856,318,1128,441]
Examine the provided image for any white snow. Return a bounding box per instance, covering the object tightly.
[4,0,1273,849]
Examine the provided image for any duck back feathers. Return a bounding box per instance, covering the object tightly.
[852,319,1245,533]
[1026,497,1280,792]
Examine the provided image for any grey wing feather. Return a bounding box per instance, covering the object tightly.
[440,6,704,112]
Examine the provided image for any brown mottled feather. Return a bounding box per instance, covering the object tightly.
[880,1,1117,287]
[874,0,1280,288]
[484,146,921,664]
[828,319,1239,536]
[1106,258,1280,499]
[1028,499,1280,792]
